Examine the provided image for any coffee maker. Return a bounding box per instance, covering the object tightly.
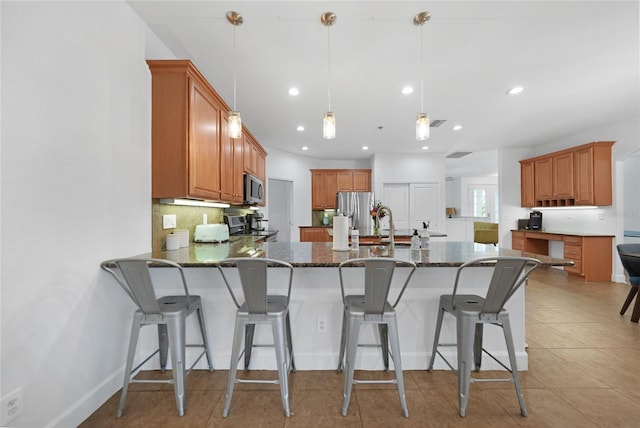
[246,212,266,231]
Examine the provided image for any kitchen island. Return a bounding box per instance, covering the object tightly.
[126,240,570,371]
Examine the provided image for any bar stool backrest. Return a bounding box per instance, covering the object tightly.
[617,244,640,286]
[339,258,417,314]
[452,257,541,315]
[101,258,191,315]
[217,258,294,311]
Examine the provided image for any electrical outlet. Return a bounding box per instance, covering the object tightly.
[597,211,604,220]
[1,387,24,426]
[317,318,326,333]
[163,214,177,229]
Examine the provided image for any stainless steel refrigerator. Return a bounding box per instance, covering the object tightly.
[337,192,375,233]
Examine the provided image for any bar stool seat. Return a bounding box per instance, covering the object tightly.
[217,258,295,417]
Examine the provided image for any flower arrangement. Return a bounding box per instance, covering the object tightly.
[370,201,386,220]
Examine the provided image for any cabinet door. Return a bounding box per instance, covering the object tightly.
[352,170,371,191]
[243,135,256,175]
[337,171,353,191]
[189,79,221,199]
[520,160,535,207]
[534,157,553,201]
[574,146,594,205]
[553,152,574,198]
[300,228,329,242]
[256,152,266,183]
[220,110,235,201]
[311,171,337,209]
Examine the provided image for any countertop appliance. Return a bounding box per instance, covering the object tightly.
[246,212,266,231]
[337,191,375,234]
[529,211,543,230]
[224,215,246,235]
[244,173,264,205]
[194,223,229,243]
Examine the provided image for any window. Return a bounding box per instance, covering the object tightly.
[467,184,499,223]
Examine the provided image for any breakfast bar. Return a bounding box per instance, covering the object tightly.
[131,240,570,372]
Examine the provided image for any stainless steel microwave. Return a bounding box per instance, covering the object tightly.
[244,173,263,205]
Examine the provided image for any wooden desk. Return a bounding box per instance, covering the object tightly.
[512,230,613,281]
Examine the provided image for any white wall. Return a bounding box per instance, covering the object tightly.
[1,2,151,426]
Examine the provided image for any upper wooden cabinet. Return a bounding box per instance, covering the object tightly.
[311,170,338,209]
[520,141,614,207]
[520,160,535,207]
[311,169,372,210]
[243,130,267,184]
[147,60,267,204]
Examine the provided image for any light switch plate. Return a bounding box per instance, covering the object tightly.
[163,214,177,229]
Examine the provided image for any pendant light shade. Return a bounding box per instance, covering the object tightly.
[227,11,243,139]
[321,12,336,140]
[414,11,431,141]
[229,111,242,139]
[416,112,430,141]
[323,111,336,139]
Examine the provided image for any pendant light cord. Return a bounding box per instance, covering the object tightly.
[327,25,332,112]
[233,25,237,111]
[420,23,424,113]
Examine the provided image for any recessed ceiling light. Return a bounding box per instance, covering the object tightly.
[296,125,305,131]
[452,125,463,131]
[401,86,414,95]
[362,146,369,150]
[302,146,308,151]
[288,87,300,96]
[422,146,429,150]
[506,86,524,95]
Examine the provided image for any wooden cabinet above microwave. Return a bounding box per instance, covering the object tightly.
[519,141,614,207]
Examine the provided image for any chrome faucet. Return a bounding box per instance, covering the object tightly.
[377,205,394,250]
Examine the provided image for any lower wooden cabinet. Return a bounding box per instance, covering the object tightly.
[300,227,331,242]
[511,230,613,281]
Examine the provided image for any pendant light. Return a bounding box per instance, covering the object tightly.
[414,11,431,141]
[227,11,243,139]
[321,12,336,139]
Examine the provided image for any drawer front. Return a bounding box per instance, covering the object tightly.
[564,260,582,275]
[512,238,525,251]
[564,245,582,259]
[564,235,583,246]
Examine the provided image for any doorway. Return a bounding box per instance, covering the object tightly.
[267,178,293,242]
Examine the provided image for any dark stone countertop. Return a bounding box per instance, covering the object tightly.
[132,239,572,268]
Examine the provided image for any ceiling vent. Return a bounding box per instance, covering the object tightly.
[430,119,446,127]
[445,151,473,159]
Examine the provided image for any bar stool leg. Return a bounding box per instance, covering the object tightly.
[457,315,474,417]
[244,324,256,370]
[502,315,527,416]
[428,305,445,371]
[387,316,408,417]
[342,316,360,416]
[158,324,168,370]
[195,304,214,370]
[286,312,296,371]
[167,314,187,416]
[223,317,246,417]
[337,309,347,372]
[378,325,390,371]
[272,316,291,417]
[118,314,142,417]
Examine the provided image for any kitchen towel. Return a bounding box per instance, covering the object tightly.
[332,215,349,251]
[166,233,180,251]
[174,229,189,247]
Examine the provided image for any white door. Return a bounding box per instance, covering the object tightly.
[410,183,441,231]
[382,184,410,230]
[267,178,293,242]
[382,182,441,232]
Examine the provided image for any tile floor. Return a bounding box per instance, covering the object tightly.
[80,267,640,427]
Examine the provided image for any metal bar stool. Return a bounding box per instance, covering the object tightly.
[217,258,295,417]
[337,258,417,417]
[100,258,214,417]
[427,256,541,417]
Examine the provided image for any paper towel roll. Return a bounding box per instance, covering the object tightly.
[332,215,349,251]
[166,233,180,251]
[174,229,189,247]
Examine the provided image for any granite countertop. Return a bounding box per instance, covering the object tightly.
[511,229,615,237]
[135,239,572,268]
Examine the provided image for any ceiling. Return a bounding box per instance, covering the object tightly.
[128,1,639,176]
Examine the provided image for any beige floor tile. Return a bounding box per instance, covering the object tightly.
[548,348,640,389]
[551,388,640,428]
[285,388,360,427]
